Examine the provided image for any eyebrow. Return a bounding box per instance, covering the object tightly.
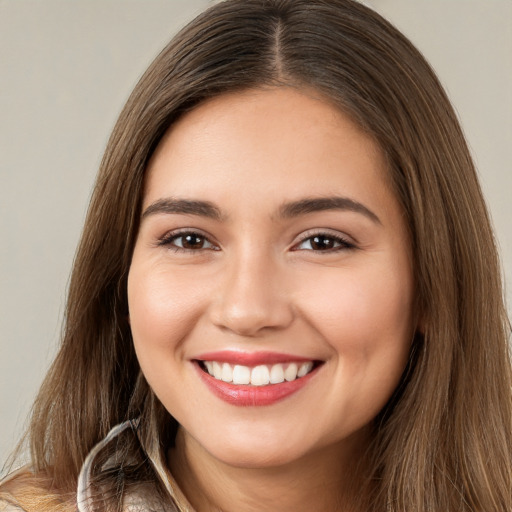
[278,196,381,224]
[142,198,223,220]
[142,195,381,224]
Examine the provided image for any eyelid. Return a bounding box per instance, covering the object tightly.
[155,227,356,253]
[157,228,220,251]
[290,228,357,251]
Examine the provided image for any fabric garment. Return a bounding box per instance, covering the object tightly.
[0,501,23,512]
[0,421,195,512]
[77,420,195,512]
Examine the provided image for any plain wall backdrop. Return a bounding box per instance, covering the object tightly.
[1,0,511,466]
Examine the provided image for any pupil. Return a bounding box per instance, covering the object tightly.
[312,236,334,250]
[183,234,203,249]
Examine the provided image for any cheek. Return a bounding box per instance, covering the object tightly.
[296,262,414,391]
[299,264,413,338]
[127,264,207,362]
[306,267,414,427]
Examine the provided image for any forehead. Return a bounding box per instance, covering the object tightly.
[143,87,394,218]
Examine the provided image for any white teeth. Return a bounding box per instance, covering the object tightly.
[297,361,313,378]
[221,362,233,382]
[203,360,315,385]
[284,362,298,382]
[232,365,251,385]
[269,363,285,384]
[212,362,222,380]
[251,365,270,386]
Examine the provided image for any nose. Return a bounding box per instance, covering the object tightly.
[209,250,294,337]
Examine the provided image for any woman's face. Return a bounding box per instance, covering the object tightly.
[128,87,416,469]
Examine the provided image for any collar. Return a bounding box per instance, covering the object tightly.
[76,420,194,512]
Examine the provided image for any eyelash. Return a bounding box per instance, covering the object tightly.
[157,229,219,253]
[157,230,356,254]
[292,231,356,252]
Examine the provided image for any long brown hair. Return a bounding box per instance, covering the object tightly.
[2,0,511,510]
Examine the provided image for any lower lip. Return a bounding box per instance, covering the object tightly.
[195,363,318,406]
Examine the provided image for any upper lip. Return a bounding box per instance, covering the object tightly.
[194,350,318,366]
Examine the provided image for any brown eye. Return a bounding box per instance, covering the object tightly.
[180,234,207,249]
[310,235,336,250]
[295,233,354,252]
[160,231,216,251]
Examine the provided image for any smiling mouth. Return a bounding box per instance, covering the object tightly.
[197,360,318,386]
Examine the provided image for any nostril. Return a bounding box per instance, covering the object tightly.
[210,300,294,337]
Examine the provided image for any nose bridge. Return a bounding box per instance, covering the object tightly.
[211,245,293,336]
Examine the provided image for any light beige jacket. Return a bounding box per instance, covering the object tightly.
[0,421,194,512]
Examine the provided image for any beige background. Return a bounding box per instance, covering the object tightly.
[1,0,511,466]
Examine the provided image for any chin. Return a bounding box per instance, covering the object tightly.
[207,442,307,470]
[189,421,326,470]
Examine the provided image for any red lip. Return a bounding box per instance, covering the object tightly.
[194,362,319,407]
[194,350,314,366]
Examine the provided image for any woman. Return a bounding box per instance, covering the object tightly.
[1,0,511,510]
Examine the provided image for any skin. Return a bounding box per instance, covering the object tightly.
[127,87,416,511]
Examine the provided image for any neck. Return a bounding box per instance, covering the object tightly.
[168,427,371,512]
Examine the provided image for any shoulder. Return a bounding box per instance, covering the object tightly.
[123,483,175,512]
[0,500,26,512]
[0,469,74,512]
[0,468,27,511]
